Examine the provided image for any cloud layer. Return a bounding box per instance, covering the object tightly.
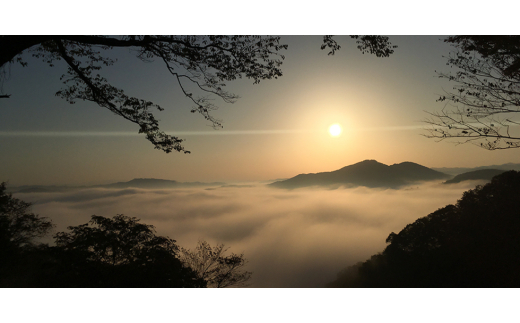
[16,181,480,287]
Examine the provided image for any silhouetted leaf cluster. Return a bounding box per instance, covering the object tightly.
[445,36,520,77]
[327,171,520,287]
[1,35,400,153]
[0,36,288,153]
[0,185,250,287]
[321,36,397,57]
[180,240,252,288]
[46,214,204,287]
[425,36,520,150]
[0,182,53,262]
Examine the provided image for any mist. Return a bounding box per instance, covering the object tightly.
[14,181,482,287]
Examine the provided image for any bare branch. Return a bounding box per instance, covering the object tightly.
[424,40,520,150]
[180,240,252,288]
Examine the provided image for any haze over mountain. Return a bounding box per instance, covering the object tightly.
[432,163,520,176]
[9,178,225,193]
[444,169,507,184]
[12,161,520,193]
[269,160,451,189]
[99,178,225,189]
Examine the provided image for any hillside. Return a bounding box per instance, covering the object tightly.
[432,163,520,176]
[98,178,224,189]
[326,171,520,287]
[9,178,225,193]
[269,160,451,189]
[444,169,506,184]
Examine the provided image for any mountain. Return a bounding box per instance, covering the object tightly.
[269,160,451,189]
[100,178,181,189]
[432,163,520,176]
[9,178,225,193]
[444,169,507,184]
[11,185,84,193]
[98,178,224,189]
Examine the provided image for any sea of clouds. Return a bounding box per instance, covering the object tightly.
[14,181,484,287]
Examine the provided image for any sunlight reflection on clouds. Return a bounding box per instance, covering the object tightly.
[17,181,481,287]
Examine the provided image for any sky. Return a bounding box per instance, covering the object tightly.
[2,35,520,186]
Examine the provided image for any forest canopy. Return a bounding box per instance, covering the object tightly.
[327,170,520,287]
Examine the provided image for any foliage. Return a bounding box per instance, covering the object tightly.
[444,36,520,77]
[321,36,397,57]
[180,240,252,288]
[0,189,252,287]
[327,171,520,287]
[0,35,288,153]
[51,214,206,287]
[0,182,55,286]
[424,36,520,150]
[1,35,397,153]
[55,214,174,265]
[0,182,53,254]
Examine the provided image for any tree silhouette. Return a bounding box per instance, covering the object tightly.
[424,36,520,150]
[180,240,252,288]
[321,35,396,57]
[0,182,53,259]
[445,36,520,77]
[51,214,205,287]
[1,36,288,153]
[1,35,396,153]
[327,171,520,287]
[0,188,254,287]
[0,182,55,287]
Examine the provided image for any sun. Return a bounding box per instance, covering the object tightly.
[328,124,342,137]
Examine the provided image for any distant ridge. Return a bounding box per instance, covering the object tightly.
[269,160,451,189]
[98,178,225,189]
[9,178,225,193]
[100,178,179,189]
[432,163,520,176]
[444,169,507,184]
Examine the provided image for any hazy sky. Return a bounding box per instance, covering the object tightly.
[2,36,520,186]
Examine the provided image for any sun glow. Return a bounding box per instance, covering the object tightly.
[328,124,342,137]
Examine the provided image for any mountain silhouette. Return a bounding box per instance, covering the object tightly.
[432,162,520,176]
[9,179,225,193]
[269,160,451,189]
[444,169,507,184]
[98,178,224,189]
[13,185,80,193]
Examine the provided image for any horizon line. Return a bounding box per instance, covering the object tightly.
[0,126,427,137]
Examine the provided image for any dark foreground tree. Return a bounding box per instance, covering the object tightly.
[0,182,55,287]
[0,182,53,261]
[424,36,520,150]
[0,187,250,287]
[50,214,205,287]
[180,240,252,288]
[327,171,520,287]
[1,35,396,153]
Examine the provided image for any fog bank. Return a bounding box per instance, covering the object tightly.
[15,181,479,287]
